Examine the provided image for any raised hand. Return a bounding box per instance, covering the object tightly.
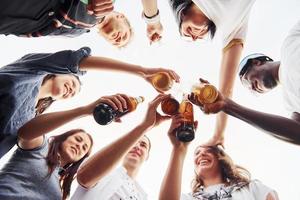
[143,67,180,93]
[141,94,171,128]
[147,22,163,44]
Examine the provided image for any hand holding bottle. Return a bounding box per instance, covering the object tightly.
[84,94,129,115]
[140,94,171,129]
[167,115,198,150]
[142,68,180,93]
[188,78,227,114]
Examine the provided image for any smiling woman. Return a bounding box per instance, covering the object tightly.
[159,116,279,200]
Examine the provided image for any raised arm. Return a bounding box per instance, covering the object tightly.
[190,91,300,145]
[77,94,171,188]
[141,0,163,43]
[18,94,128,150]
[212,42,243,146]
[159,115,190,200]
[79,55,180,91]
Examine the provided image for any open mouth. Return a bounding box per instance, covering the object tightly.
[196,157,212,166]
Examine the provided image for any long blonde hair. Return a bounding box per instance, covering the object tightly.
[192,146,251,193]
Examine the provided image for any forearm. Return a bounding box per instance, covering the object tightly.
[224,98,300,145]
[18,107,88,140]
[77,123,150,188]
[142,0,158,17]
[159,147,187,200]
[79,56,145,76]
[214,43,243,140]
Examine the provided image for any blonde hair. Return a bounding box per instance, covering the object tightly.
[192,145,251,193]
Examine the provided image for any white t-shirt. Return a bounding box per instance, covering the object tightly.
[181,180,275,200]
[71,167,147,200]
[192,0,256,48]
[279,20,300,115]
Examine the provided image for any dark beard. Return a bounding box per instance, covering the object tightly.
[262,74,277,89]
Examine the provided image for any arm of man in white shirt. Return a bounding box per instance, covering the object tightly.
[77,94,171,188]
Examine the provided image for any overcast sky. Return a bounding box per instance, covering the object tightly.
[0,0,300,199]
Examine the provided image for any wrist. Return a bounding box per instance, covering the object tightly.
[142,9,160,25]
[223,98,234,113]
[172,145,188,156]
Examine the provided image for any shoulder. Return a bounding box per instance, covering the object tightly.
[247,180,276,199]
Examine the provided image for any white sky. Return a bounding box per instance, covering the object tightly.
[1,0,300,199]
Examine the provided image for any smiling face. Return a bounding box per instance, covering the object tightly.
[194,146,221,178]
[180,3,210,41]
[241,59,278,94]
[60,131,92,163]
[123,136,150,169]
[49,74,81,100]
[97,12,131,48]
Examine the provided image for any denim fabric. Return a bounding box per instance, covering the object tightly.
[0,138,62,200]
[0,47,91,158]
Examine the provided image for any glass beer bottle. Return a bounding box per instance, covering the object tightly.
[150,72,174,92]
[192,83,218,104]
[93,96,144,125]
[176,96,195,142]
[161,96,180,116]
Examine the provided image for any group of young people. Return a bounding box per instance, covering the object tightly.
[0,0,299,199]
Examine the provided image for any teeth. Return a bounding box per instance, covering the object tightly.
[199,160,209,165]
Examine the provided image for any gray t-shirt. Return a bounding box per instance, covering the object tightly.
[0,138,62,200]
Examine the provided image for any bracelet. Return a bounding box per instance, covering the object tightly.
[142,10,160,25]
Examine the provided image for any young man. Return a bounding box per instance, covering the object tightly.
[189,21,300,145]
[0,0,132,47]
[71,94,171,200]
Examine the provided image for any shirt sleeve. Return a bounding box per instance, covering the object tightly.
[4,47,91,76]
[222,15,249,48]
[181,193,193,200]
[248,180,276,200]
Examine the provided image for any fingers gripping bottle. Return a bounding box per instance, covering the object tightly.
[150,72,174,92]
[192,83,218,104]
[93,96,144,125]
[176,96,195,142]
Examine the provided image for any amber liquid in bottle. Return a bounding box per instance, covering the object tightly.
[150,72,174,92]
[192,83,218,104]
[93,96,144,125]
[176,97,195,142]
[161,97,180,116]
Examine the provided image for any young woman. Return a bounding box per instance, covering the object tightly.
[0,93,134,200]
[168,0,256,146]
[159,115,279,200]
[0,47,179,158]
[72,94,171,200]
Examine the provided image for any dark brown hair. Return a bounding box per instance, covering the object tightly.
[192,146,251,193]
[46,129,93,200]
[35,74,81,116]
[169,0,216,39]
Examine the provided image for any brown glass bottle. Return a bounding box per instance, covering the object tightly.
[192,83,218,104]
[161,97,180,115]
[176,97,195,142]
[93,96,144,125]
[150,72,173,92]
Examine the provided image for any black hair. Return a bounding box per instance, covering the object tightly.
[239,56,273,79]
[169,0,216,39]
